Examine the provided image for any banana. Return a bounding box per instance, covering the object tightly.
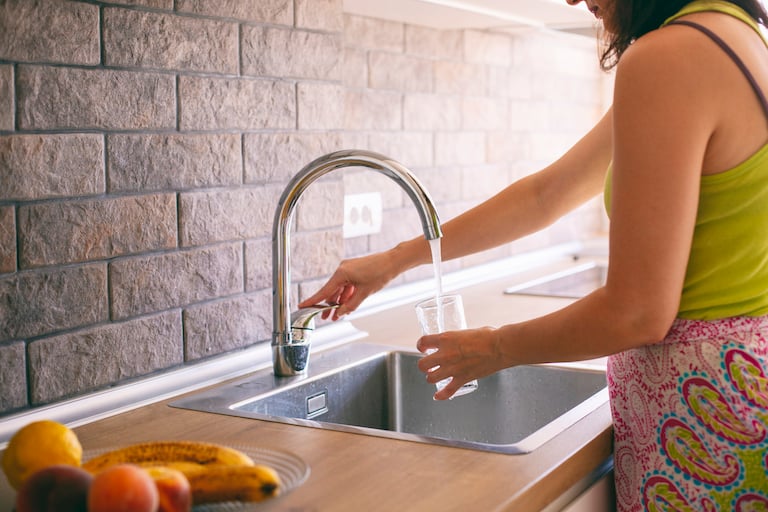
[185,464,281,504]
[82,440,254,474]
[137,460,207,474]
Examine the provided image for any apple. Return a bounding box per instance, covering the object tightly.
[15,464,92,512]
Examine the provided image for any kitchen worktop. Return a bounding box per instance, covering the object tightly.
[0,247,614,511]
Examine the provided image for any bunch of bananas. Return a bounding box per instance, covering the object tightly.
[83,440,281,504]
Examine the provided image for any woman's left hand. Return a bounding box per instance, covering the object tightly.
[416,326,507,400]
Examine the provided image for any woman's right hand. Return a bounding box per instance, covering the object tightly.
[298,249,402,320]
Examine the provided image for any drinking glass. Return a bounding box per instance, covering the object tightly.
[415,294,478,398]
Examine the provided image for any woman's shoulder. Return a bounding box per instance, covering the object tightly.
[620,18,715,69]
[610,19,727,136]
[621,11,760,73]
[615,17,727,94]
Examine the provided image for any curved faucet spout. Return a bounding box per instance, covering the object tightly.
[272,149,443,376]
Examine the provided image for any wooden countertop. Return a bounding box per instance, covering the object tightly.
[0,259,614,511]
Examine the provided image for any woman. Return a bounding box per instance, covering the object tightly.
[301,0,768,509]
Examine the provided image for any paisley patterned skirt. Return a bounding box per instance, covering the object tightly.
[608,315,768,511]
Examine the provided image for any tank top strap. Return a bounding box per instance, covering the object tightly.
[668,19,768,118]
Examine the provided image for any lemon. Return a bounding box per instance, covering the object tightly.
[1,420,83,490]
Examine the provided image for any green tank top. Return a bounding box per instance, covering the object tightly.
[604,0,768,320]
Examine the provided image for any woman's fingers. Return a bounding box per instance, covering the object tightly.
[298,282,343,308]
[338,283,356,304]
[416,327,502,400]
[419,354,458,401]
[416,334,439,354]
[329,284,357,319]
[433,381,462,401]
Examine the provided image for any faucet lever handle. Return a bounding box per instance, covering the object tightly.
[290,304,340,340]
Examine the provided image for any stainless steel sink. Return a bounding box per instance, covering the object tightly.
[171,343,607,454]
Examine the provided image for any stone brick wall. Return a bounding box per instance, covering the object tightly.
[0,0,609,416]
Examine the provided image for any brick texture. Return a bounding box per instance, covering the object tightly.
[342,47,367,88]
[290,231,343,281]
[17,66,176,130]
[245,239,272,292]
[179,187,279,246]
[434,132,486,166]
[184,291,271,360]
[343,15,403,52]
[110,244,243,320]
[403,94,461,131]
[0,342,26,411]
[296,0,343,31]
[103,0,173,8]
[104,8,238,73]
[368,52,432,92]
[0,264,108,343]
[462,96,508,131]
[0,134,104,201]
[244,132,342,184]
[175,0,293,24]
[464,30,512,66]
[410,167,464,203]
[434,61,487,95]
[0,65,12,130]
[343,89,401,131]
[367,132,434,168]
[0,207,16,274]
[18,194,177,268]
[179,76,295,130]
[298,82,345,130]
[242,26,341,80]
[0,0,99,65]
[295,179,344,231]
[108,134,242,192]
[28,311,182,404]
[405,26,463,60]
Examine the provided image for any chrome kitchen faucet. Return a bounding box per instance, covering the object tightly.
[272,150,443,376]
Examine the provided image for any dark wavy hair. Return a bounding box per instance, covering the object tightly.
[601,0,768,70]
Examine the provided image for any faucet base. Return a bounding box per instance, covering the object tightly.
[272,342,311,376]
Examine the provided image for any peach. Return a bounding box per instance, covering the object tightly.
[87,464,159,512]
[145,466,192,512]
[15,464,93,512]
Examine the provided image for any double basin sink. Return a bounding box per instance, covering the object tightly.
[171,343,607,454]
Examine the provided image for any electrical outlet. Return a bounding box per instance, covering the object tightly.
[343,192,383,238]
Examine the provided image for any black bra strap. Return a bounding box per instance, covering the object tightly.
[669,19,768,118]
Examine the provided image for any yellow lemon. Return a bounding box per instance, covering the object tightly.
[2,420,82,490]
